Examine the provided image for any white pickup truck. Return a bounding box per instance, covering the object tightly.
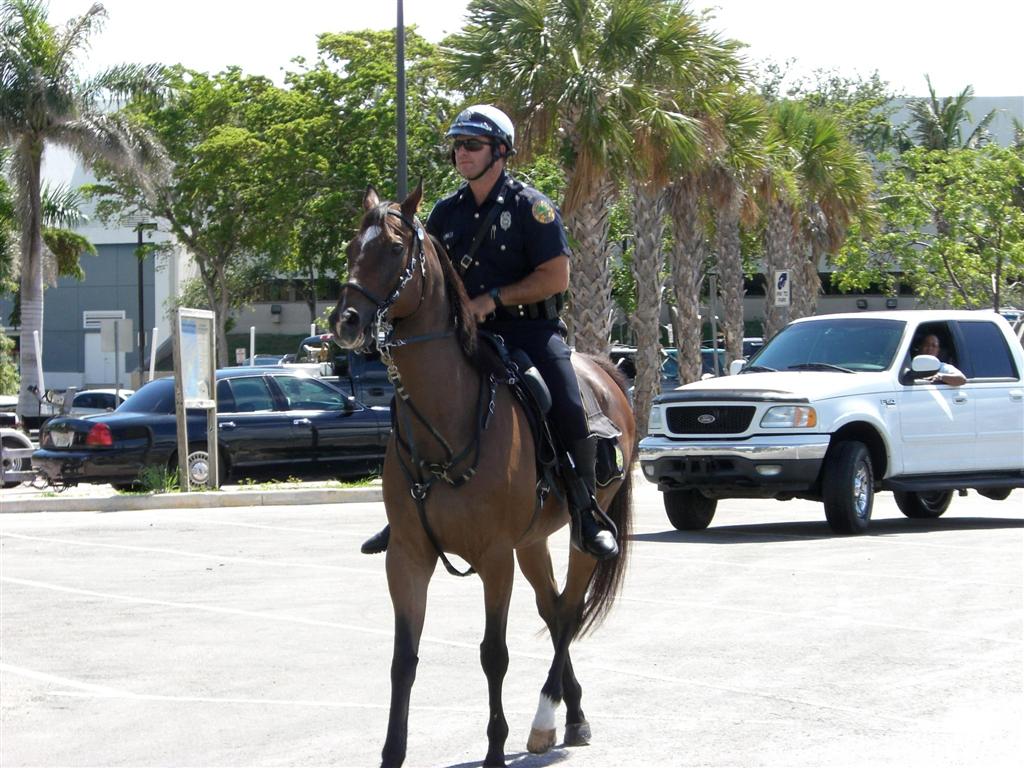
[638,310,1024,533]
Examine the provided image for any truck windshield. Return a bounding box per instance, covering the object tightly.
[746,318,906,373]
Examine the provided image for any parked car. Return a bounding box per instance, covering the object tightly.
[234,354,285,366]
[0,394,20,431]
[287,334,394,408]
[32,368,391,489]
[66,388,135,417]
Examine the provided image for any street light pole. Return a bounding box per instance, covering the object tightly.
[135,222,157,378]
[396,0,408,199]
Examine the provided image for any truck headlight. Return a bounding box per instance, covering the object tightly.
[647,405,664,434]
[760,405,817,428]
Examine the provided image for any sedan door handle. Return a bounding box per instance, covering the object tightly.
[1010,389,1023,401]
[219,421,236,430]
[953,395,968,404]
[293,418,312,426]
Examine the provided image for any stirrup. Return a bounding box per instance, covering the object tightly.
[569,504,619,561]
[361,525,390,555]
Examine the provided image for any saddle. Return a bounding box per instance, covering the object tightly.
[477,332,625,494]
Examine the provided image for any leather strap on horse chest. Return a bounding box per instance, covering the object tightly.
[393,371,498,577]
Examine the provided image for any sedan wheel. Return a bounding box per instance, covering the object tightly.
[185,447,225,489]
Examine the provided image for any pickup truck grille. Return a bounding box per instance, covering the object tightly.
[666,405,756,435]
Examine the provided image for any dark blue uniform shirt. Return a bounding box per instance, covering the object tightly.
[425,171,570,318]
[425,171,587,442]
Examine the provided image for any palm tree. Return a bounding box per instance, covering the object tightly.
[1,0,167,419]
[906,75,997,151]
[706,91,766,365]
[445,0,737,354]
[790,115,873,320]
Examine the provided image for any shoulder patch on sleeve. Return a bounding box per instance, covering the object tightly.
[531,198,556,224]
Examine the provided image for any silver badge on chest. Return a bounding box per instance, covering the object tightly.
[499,211,512,231]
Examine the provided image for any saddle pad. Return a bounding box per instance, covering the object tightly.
[579,374,622,440]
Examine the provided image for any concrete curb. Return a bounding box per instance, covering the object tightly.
[3,485,383,514]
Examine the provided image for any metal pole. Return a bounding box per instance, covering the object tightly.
[395,0,408,199]
[137,226,145,372]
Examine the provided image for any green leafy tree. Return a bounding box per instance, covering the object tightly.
[1,0,167,417]
[88,67,298,365]
[835,145,1024,311]
[282,29,455,324]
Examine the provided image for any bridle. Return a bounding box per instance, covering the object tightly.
[338,207,427,333]
[338,203,496,578]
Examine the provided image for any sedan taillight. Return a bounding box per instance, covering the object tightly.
[85,423,113,447]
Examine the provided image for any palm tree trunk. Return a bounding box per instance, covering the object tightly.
[17,147,45,419]
[762,202,794,341]
[667,176,705,384]
[628,181,667,443]
[791,243,823,320]
[714,192,744,365]
[565,175,617,355]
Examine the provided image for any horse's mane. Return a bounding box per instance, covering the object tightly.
[427,232,479,361]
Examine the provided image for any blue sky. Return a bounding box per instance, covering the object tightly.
[44,0,1023,97]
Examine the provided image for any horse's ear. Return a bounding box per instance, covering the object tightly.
[363,185,380,212]
[400,180,423,221]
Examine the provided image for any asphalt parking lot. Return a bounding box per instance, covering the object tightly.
[1,478,1021,767]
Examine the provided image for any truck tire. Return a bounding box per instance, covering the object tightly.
[664,489,717,530]
[823,441,873,534]
[894,490,953,518]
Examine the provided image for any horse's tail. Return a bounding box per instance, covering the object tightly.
[576,352,635,639]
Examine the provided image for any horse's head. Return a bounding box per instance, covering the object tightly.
[329,183,425,350]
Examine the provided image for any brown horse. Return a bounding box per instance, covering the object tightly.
[330,184,635,768]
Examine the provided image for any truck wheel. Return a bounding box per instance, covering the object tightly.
[894,490,953,518]
[822,441,873,534]
[664,489,717,530]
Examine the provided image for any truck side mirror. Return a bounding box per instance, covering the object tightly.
[728,359,745,376]
[908,354,941,380]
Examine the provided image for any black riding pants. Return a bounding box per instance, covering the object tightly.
[483,320,589,444]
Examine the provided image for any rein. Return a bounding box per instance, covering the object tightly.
[351,206,489,577]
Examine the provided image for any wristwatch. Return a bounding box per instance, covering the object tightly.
[489,286,503,308]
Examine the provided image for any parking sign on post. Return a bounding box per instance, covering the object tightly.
[172,308,218,492]
[774,270,791,307]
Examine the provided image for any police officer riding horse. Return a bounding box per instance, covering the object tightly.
[361,104,618,561]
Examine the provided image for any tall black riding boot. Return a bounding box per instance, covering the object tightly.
[566,436,619,561]
[361,524,390,554]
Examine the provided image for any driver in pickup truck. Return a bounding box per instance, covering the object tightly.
[916,334,967,386]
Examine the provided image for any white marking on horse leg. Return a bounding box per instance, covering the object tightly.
[531,692,557,731]
[527,693,558,754]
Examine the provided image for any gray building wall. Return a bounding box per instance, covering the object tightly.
[0,243,155,389]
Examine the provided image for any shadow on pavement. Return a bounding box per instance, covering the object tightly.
[446,747,572,768]
[631,515,1024,545]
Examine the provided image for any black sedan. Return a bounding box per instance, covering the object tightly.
[32,368,391,489]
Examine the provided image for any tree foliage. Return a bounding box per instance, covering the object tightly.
[834,145,1024,310]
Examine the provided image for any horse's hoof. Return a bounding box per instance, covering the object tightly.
[564,720,592,746]
[482,756,505,767]
[527,727,556,754]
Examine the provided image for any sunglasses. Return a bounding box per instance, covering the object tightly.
[452,138,493,152]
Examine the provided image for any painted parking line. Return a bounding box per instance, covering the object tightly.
[0,533,381,576]
[3,576,919,723]
[616,594,1022,645]
[632,550,1021,588]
